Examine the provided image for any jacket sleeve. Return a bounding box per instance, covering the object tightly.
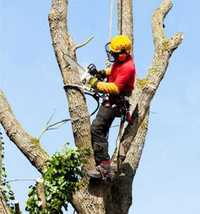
[96,82,120,94]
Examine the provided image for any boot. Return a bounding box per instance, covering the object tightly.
[88,160,113,180]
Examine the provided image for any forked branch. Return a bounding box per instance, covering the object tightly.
[119,0,183,171]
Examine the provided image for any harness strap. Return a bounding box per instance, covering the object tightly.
[103,94,133,124]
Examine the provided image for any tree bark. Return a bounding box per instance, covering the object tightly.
[0,191,11,214]
[71,1,183,213]
[0,0,183,213]
[120,1,183,169]
[48,0,95,171]
[0,90,49,173]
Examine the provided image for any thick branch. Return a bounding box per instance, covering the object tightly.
[14,202,21,214]
[0,191,11,214]
[36,179,46,209]
[152,0,172,47]
[0,91,49,173]
[48,0,95,170]
[119,0,183,169]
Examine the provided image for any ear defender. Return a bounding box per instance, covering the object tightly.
[118,53,127,62]
[106,35,132,63]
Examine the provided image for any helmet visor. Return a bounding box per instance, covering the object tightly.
[105,42,119,62]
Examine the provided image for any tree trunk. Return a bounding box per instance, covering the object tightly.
[0,1,183,213]
[48,0,95,171]
[71,1,182,213]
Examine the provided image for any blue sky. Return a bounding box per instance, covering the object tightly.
[0,0,199,213]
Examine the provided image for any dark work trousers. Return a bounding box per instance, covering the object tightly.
[91,104,117,165]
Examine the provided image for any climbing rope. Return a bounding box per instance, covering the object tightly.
[84,91,101,116]
[108,0,124,39]
[108,0,115,41]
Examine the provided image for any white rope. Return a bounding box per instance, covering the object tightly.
[108,0,114,41]
[106,0,115,67]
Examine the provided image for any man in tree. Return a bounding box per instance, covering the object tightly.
[87,35,136,179]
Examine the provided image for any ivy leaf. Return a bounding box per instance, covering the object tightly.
[26,147,88,213]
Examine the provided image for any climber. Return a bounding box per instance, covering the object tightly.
[87,35,136,179]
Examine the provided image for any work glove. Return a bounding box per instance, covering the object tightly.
[95,70,106,80]
[88,64,106,80]
[87,76,99,89]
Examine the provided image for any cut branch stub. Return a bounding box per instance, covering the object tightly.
[152,0,173,47]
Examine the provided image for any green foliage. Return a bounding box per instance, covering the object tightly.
[26,146,87,214]
[0,134,16,213]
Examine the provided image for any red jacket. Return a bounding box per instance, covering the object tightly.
[108,56,136,94]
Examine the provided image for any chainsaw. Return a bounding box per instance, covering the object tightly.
[64,54,105,93]
[39,56,104,136]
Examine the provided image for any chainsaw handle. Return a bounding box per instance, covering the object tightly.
[87,64,97,76]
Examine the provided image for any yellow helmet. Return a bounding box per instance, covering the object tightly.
[109,35,132,53]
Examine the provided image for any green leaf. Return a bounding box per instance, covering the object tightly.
[25,146,87,213]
